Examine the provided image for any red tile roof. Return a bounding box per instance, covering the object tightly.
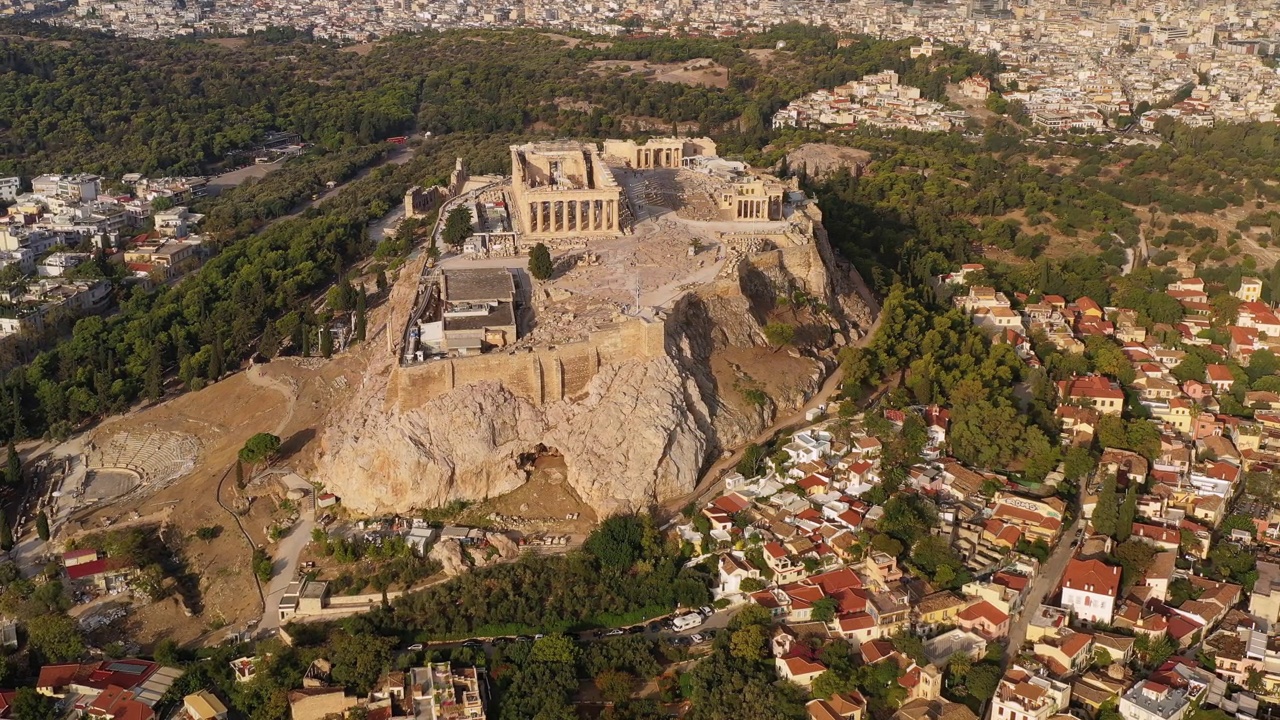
[958,600,1009,626]
[1060,631,1092,657]
[711,493,751,514]
[782,654,827,677]
[798,475,829,491]
[808,568,862,595]
[1062,558,1121,597]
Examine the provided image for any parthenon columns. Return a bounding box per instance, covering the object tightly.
[525,198,619,235]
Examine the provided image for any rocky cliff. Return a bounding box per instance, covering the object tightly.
[315,220,875,517]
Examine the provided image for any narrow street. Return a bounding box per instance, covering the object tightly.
[1003,513,1082,664]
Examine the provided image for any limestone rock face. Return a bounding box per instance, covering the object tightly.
[317,355,709,516]
[314,216,875,517]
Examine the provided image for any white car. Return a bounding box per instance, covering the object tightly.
[406,643,424,651]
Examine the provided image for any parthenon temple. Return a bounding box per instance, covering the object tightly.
[510,141,625,239]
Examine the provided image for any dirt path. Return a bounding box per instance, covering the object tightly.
[245,363,298,437]
[214,463,265,620]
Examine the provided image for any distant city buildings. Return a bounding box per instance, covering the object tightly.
[0,171,209,338]
[17,0,1275,139]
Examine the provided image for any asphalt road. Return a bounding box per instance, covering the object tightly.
[1003,513,1083,664]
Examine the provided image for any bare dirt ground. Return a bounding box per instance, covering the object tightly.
[712,343,824,417]
[539,32,582,48]
[205,160,284,197]
[946,84,998,123]
[46,317,382,646]
[0,35,72,48]
[202,37,249,49]
[586,59,729,89]
[340,42,377,55]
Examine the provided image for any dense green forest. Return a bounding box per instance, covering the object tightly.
[0,23,996,177]
[0,22,1003,444]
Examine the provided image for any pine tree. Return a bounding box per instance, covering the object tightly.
[35,510,49,542]
[208,333,224,380]
[5,439,19,488]
[144,343,163,401]
[0,513,13,551]
[1092,474,1118,537]
[355,289,367,343]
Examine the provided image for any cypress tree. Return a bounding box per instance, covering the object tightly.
[35,510,49,542]
[1117,488,1137,542]
[208,333,224,380]
[319,325,333,358]
[144,343,163,401]
[355,290,367,343]
[301,324,311,357]
[260,322,280,359]
[5,439,19,487]
[235,460,245,489]
[10,387,23,440]
[1092,474,1119,538]
[0,513,13,551]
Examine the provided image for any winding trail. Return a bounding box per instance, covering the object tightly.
[245,363,299,437]
[214,462,266,619]
[243,361,316,635]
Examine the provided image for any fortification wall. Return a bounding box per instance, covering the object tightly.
[394,318,667,408]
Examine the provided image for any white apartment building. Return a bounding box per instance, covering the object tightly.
[0,177,19,202]
[1118,680,1198,720]
[990,667,1070,720]
[1059,558,1121,625]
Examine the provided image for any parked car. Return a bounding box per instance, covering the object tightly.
[406,643,424,651]
[698,606,714,617]
[604,628,626,637]
[627,625,644,634]
[462,640,484,648]
[690,633,706,644]
[515,636,533,643]
[647,620,665,633]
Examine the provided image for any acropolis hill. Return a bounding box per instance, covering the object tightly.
[314,139,877,517]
